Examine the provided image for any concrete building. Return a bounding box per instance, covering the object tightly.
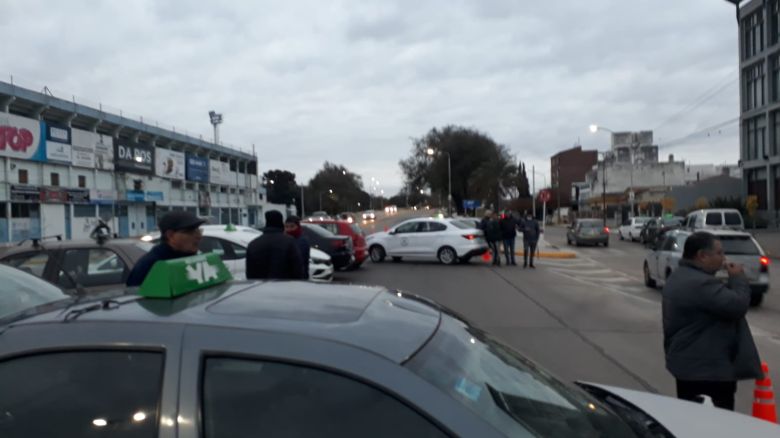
[684,164,740,184]
[0,80,272,242]
[550,146,598,209]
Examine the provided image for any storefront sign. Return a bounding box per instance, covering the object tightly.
[156,149,185,180]
[115,141,154,175]
[186,154,209,183]
[126,190,145,202]
[10,185,41,201]
[67,189,91,203]
[41,188,68,203]
[146,191,164,202]
[0,113,45,162]
[90,189,117,205]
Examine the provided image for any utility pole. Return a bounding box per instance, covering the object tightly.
[532,165,536,217]
[300,186,305,217]
[602,159,607,227]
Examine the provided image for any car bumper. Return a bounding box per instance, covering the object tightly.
[310,262,334,282]
[575,235,608,244]
[461,247,489,258]
[332,252,355,270]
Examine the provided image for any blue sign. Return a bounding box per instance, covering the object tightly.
[126,190,145,202]
[186,154,209,183]
[146,191,164,202]
[462,199,481,209]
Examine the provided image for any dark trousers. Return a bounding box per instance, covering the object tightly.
[676,379,737,411]
[488,241,500,265]
[503,238,516,264]
[523,240,538,266]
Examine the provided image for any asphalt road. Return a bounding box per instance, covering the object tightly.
[341,214,780,415]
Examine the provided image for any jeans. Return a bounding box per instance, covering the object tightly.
[676,380,737,411]
[503,238,516,264]
[488,241,500,265]
[523,240,538,266]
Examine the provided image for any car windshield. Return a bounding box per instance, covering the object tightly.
[303,223,336,237]
[0,264,71,322]
[720,236,760,255]
[406,316,639,437]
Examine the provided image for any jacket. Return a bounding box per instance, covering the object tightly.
[246,228,306,280]
[499,216,519,240]
[662,259,762,381]
[294,236,311,280]
[481,218,502,242]
[519,219,540,243]
[126,243,194,287]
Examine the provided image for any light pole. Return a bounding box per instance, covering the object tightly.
[427,147,452,216]
[597,151,609,227]
[531,165,547,219]
[590,124,638,218]
[319,189,333,211]
[300,185,305,217]
[209,111,223,144]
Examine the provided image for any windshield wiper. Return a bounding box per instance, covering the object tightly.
[63,299,121,322]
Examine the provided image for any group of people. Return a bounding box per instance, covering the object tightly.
[479,210,540,268]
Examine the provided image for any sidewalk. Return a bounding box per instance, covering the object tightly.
[514,235,577,259]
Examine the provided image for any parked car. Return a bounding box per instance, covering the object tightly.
[451,217,483,232]
[618,217,651,242]
[566,219,609,247]
[301,223,355,270]
[307,219,367,268]
[3,258,779,437]
[639,216,684,246]
[0,263,71,322]
[144,224,335,282]
[684,208,744,231]
[307,211,330,221]
[366,217,487,265]
[643,229,770,306]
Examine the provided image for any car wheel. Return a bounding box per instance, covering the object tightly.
[575,239,581,247]
[438,246,458,265]
[369,245,386,263]
[644,263,656,288]
[750,293,764,307]
[391,256,402,263]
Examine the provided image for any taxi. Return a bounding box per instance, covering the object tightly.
[1,256,778,437]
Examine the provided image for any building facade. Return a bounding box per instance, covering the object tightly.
[0,81,267,243]
[550,146,598,208]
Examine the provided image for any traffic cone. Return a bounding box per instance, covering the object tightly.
[481,251,491,262]
[753,362,778,423]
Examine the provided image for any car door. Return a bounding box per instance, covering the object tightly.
[656,234,682,284]
[414,222,447,257]
[54,247,131,294]
[385,221,421,256]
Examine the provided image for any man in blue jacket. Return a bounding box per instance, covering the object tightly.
[519,212,540,268]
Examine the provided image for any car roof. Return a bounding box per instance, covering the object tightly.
[0,238,146,256]
[7,281,440,364]
[670,229,753,238]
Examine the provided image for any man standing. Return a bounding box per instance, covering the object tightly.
[284,215,310,280]
[519,212,540,268]
[499,211,519,266]
[246,211,305,280]
[481,210,502,266]
[126,211,205,286]
[662,232,762,410]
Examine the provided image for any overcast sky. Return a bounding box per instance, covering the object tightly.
[1,0,741,195]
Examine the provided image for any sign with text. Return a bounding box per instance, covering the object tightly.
[41,188,68,203]
[209,159,232,185]
[114,141,154,175]
[10,185,41,201]
[156,148,185,180]
[186,154,209,183]
[0,113,45,162]
[67,189,90,203]
[71,129,114,170]
[45,123,72,163]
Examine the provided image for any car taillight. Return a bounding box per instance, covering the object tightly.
[761,256,770,272]
[462,234,477,240]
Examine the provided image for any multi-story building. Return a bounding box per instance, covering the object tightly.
[0,80,267,243]
[550,146,598,209]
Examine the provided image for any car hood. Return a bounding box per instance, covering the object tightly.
[367,231,389,240]
[310,248,330,260]
[578,382,780,437]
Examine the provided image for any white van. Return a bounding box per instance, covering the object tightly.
[684,209,744,231]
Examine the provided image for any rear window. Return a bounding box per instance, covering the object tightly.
[720,236,760,255]
[705,213,723,226]
[662,217,683,226]
[724,212,743,226]
[349,224,364,235]
[579,221,601,228]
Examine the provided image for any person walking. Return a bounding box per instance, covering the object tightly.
[126,211,206,286]
[284,215,310,280]
[481,210,502,266]
[246,211,306,280]
[662,232,762,411]
[499,210,519,266]
[519,212,540,268]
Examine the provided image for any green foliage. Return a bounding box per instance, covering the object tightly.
[305,162,369,214]
[262,169,298,205]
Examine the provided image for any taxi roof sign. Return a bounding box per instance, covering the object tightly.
[138,253,233,298]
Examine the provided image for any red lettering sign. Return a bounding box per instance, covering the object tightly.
[0,126,34,152]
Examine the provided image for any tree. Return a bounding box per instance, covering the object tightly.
[305,162,367,214]
[262,170,298,205]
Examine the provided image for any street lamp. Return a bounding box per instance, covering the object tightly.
[427,147,452,216]
[208,111,223,144]
[590,124,637,218]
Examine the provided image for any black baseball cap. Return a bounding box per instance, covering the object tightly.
[158,211,207,233]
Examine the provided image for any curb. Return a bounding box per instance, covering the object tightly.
[515,251,577,259]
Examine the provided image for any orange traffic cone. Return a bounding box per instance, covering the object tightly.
[481,251,492,262]
[753,362,778,423]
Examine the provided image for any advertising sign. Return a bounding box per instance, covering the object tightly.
[67,189,91,203]
[115,141,154,175]
[146,191,164,202]
[155,149,185,180]
[0,113,45,162]
[44,123,72,163]
[186,154,209,183]
[209,159,233,185]
[90,189,117,205]
[71,129,114,170]
[126,190,145,202]
[10,185,41,201]
[41,188,68,203]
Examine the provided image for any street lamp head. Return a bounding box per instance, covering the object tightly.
[419,189,424,194]
[589,124,599,134]
[328,189,333,194]
[209,111,223,125]
[269,179,275,184]
[426,148,435,156]
[342,170,346,175]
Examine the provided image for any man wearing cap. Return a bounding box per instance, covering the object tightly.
[246,211,305,280]
[126,211,206,287]
[284,215,310,280]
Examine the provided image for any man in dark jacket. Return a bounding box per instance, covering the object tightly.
[519,212,540,268]
[246,211,305,280]
[662,231,762,410]
[499,211,519,266]
[480,210,502,266]
[284,215,310,280]
[126,211,206,286]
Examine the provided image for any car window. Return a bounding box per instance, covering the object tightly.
[0,351,164,437]
[349,223,364,236]
[395,221,420,233]
[405,316,639,437]
[303,223,336,237]
[0,264,69,320]
[720,236,760,255]
[724,212,743,226]
[661,236,677,252]
[318,223,340,235]
[58,248,128,288]
[428,222,447,232]
[634,218,649,224]
[224,240,247,259]
[579,221,600,229]
[199,236,226,257]
[705,213,723,226]
[2,252,50,278]
[202,357,447,438]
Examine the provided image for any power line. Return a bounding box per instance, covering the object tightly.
[660,117,739,149]
[653,68,738,131]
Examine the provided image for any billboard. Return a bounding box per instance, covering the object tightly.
[114,141,154,175]
[0,113,45,162]
[155,149,185,180]
[45,123,72,163]
[186,154,209,183]
[209,159,232,185]
[71,129,114,170]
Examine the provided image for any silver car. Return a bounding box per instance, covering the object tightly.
[643,229,770,306]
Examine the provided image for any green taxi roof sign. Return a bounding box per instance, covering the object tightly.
[138,253,233,298]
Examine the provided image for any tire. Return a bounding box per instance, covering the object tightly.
[644,263,656,288]
[750,293,764,307]
[566,237,572,245]
[369,245,386,263]
[438,246,458,265]
[391,256,402,263]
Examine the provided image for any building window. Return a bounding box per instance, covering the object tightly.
[73,205,96,218]
[773,56,780,102]
[185,182,195,190]
[745,116,767,160]
[773,0,780,45]
[171,180,183,189]
[78,175,87,188]
[744,61,766,111]
[238,161,246,173]
[11,203,39,218]
[18,169,28,184]
[748,168,768,210]
[774,111,780,156]
[50,172,60,187]
[744,11,765,60]
[220,187,228,194]
[229,160,237,172]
